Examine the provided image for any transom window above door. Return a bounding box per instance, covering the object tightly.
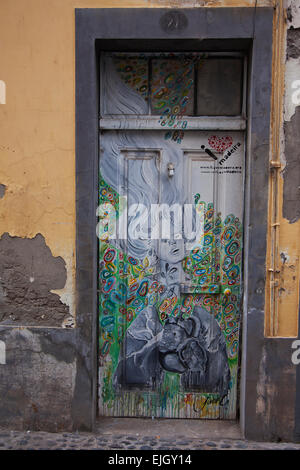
[100,53,246,120]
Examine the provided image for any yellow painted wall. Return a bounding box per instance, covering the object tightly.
[276,203,300,337]
[3,0,297,330]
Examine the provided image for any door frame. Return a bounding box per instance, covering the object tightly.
[75,7,273,433]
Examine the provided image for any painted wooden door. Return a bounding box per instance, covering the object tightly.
[98,53,245,419]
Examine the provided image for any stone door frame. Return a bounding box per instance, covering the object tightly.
[75,7,273,433]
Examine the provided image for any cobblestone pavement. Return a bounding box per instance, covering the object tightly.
[0,429,300,450]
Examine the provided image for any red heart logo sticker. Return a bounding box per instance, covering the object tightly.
[208,135,233,153]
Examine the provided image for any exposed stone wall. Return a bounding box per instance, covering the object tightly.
[0,233,71,327]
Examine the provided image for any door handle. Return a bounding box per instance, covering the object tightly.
[223,288,232,296]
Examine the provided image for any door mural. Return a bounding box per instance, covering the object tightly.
[98,53,245,419]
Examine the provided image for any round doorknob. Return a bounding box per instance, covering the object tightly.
[224,288,231,296]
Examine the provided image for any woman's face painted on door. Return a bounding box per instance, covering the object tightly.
[158,239,185,264]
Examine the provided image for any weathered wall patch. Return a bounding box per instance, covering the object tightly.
[0,233,70,326]
[283,106,300,223]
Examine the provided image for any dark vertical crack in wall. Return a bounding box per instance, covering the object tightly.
[287,28,300,60]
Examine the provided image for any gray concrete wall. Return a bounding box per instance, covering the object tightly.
[0,325,94,432]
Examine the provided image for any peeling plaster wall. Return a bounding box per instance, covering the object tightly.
[287,0,300,29]
[272,1,300,338]
[0,233,71,327]
[284,24,300,223]
[283,106,300,223]
[285,0,300,442]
